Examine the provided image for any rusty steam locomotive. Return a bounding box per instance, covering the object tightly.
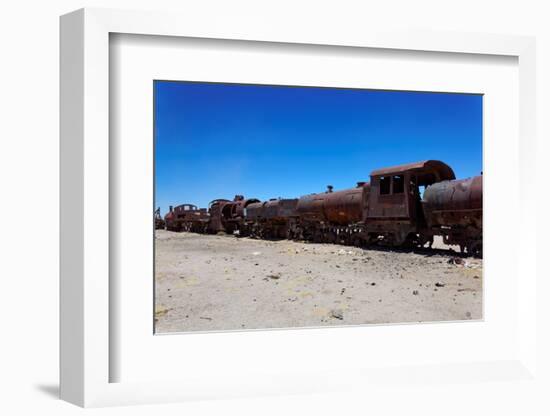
[158,160,482,257]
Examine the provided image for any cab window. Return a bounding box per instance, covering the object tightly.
[380,176,391,195]
[393,175,404,194]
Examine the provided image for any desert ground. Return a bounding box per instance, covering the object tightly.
[154,230,482,333]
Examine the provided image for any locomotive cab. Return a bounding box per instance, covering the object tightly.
[366,160,455,245]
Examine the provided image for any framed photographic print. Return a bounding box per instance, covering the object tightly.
[60,8,539,408]
[152,80,483,334]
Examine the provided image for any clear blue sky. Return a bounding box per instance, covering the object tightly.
[155,81,482,214]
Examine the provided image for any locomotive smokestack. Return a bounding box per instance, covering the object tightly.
[169,205,173,212]
[327,185,333,193]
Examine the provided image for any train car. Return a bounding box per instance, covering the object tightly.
[423,175,482,256]
[244,198,298,239]
[242,201,265,237]
[294,184,367,243]
[164,204,209,232]
[208,195,260,234]
[154,207,165,230]
[207,199,231,233]
[364,160,456,246]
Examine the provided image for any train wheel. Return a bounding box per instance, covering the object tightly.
[468,241,482,258]
[401,234,416,249]
[325,232,337,244]
[349,234,363,247]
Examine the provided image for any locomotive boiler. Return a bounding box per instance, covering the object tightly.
[294,184,366,243]
[244,198,298,239]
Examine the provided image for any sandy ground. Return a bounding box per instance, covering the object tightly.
[154,230,482,333]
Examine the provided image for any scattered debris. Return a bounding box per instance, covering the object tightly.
[199,316,212,321]
[335,249,356,256]
[448,257,465,265]
[330,309,344,320]
[267,274,281,280]
[412,290,419,295]
[435,282,445,287]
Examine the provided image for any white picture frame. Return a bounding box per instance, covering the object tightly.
[60,7,538,408]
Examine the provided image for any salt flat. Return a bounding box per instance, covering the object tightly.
[154,230,482,333]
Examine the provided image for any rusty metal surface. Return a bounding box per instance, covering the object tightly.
[208,196,261,233]
[423,175,482,228]
[367,160,457,222]
[370,160,456,184]
[207,199,231,233]
[231,196,261,220]
[263,198,298,220]
[240,198,298,239]
[164,203,209,231]
[296,184,365,225]
[322,187,364,225]
[244,201,265,220]
[173,204,198,216]
[422,175,482,255]
[367,186,409,220]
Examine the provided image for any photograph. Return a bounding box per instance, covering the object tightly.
[153,80,483,333]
